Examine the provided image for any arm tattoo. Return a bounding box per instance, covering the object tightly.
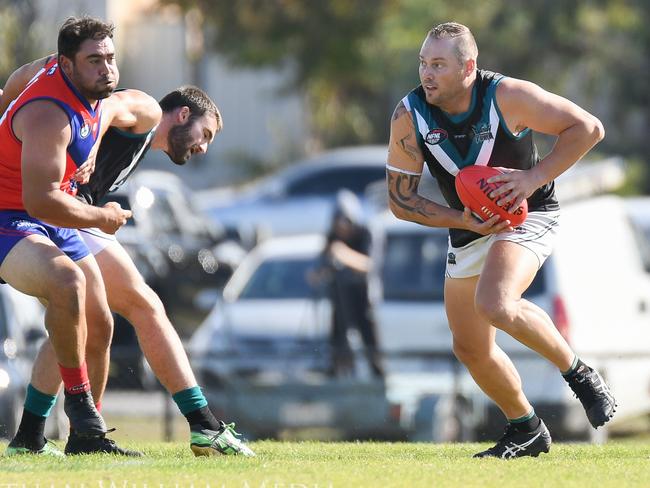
[387,171,438,219]
[391,101,419,161]
[398,131,419,162]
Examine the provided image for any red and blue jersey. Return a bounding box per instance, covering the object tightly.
[0,59,103,210]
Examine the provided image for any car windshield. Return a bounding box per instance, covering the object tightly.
[239,256,321,299]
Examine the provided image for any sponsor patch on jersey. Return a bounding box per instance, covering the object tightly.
[80,122,91,139]
[471,122,493,143]
[47,65,57,76]
[13,220,41,231]
[425,128,448,145]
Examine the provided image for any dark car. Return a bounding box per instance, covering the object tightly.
[100,170,246,389]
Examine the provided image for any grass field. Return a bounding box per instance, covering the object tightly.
[1,441,649,488]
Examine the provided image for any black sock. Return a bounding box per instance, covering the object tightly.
[184,406,221,431]
[511,413,541,433]
[563,358,587,378]
[13,410,47,449]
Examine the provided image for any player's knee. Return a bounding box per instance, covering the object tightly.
[452,339,488,366]
[86,320,113,354]
[474,294,516,328]
[48,265,86,307]
[118,283,164,324]
[86,306,114,349]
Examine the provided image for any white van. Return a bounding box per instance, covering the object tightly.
[370,195,650,439]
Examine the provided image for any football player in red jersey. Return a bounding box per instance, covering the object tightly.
[2,60,255,455]
[0,16,138,456]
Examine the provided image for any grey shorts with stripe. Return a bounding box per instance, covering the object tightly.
[445,211,561,279]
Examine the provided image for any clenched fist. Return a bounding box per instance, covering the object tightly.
[99,201,132,234]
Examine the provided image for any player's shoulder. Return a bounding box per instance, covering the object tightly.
[14,98,71,140]
[105,89,161,131]
[496,76,542,99]
[106,89,157,109]
[391,99,411,123]
[18,54,57,82]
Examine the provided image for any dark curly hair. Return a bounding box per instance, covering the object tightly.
[58,16,115,60]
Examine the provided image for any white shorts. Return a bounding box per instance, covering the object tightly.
[78,228,117,256]
[445,211,560,279]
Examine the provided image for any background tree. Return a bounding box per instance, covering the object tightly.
[161,0,398,149]
[162,0,648,168]
[0,0,39,85]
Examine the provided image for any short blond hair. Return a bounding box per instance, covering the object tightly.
[427,22,478,65]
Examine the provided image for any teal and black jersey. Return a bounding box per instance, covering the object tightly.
[77,126,155,205]
[403,69,559,247]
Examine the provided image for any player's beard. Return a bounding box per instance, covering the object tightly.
[165,118,196,165]
[71,69,116,101]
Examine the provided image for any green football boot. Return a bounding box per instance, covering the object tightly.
[190,421,255,457]
[6,437,65,457]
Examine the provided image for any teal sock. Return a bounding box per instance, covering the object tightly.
[561,355,580,376]
[24,384,57,418]
[172,386,208,415]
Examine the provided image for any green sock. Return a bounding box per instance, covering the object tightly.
[172,386,208,415]
[24,384,57,418]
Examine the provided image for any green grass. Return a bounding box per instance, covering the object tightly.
[1,441,649,487]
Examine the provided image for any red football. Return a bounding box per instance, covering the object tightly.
[454,165,528,226]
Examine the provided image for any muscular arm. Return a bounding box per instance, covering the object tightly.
[15,101,127,231]
[103,89,162,134]
[490,78,605,207]
[0,54,56,114]
[73,89,162,184]
[387,101,512,234]
[387,102,467,229]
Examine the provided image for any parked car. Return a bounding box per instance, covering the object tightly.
[189,234,480,441]
[189,234,332,385]
[196,146,388,238]
[370,195,650,440]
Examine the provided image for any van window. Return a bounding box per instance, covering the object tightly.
[239,257,319,299]
[381,230,547,301]
[382,232,447,301]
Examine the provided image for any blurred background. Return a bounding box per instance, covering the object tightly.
[0,0,648,444]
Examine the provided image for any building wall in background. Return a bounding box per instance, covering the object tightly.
[33,0,309,188]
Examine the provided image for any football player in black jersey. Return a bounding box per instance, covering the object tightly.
[1,58,254,457]
[386,22,614,459]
